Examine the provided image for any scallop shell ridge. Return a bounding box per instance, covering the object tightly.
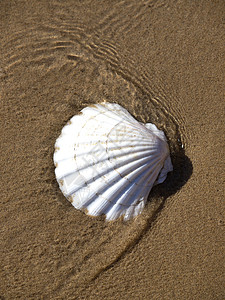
[54,102,173,221]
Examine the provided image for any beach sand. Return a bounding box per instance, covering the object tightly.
[0,0,224,299]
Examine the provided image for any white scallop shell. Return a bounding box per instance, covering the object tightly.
[53,102,173,221]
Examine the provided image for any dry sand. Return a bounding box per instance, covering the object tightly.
[0,0,224,299]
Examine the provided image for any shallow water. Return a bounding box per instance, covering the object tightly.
[1,0,224,299]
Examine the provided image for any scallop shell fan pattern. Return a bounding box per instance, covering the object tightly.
[53,102,173,221]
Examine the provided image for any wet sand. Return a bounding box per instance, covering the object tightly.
[0,0,224,299]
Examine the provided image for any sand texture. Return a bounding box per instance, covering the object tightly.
[0,0,224,299]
